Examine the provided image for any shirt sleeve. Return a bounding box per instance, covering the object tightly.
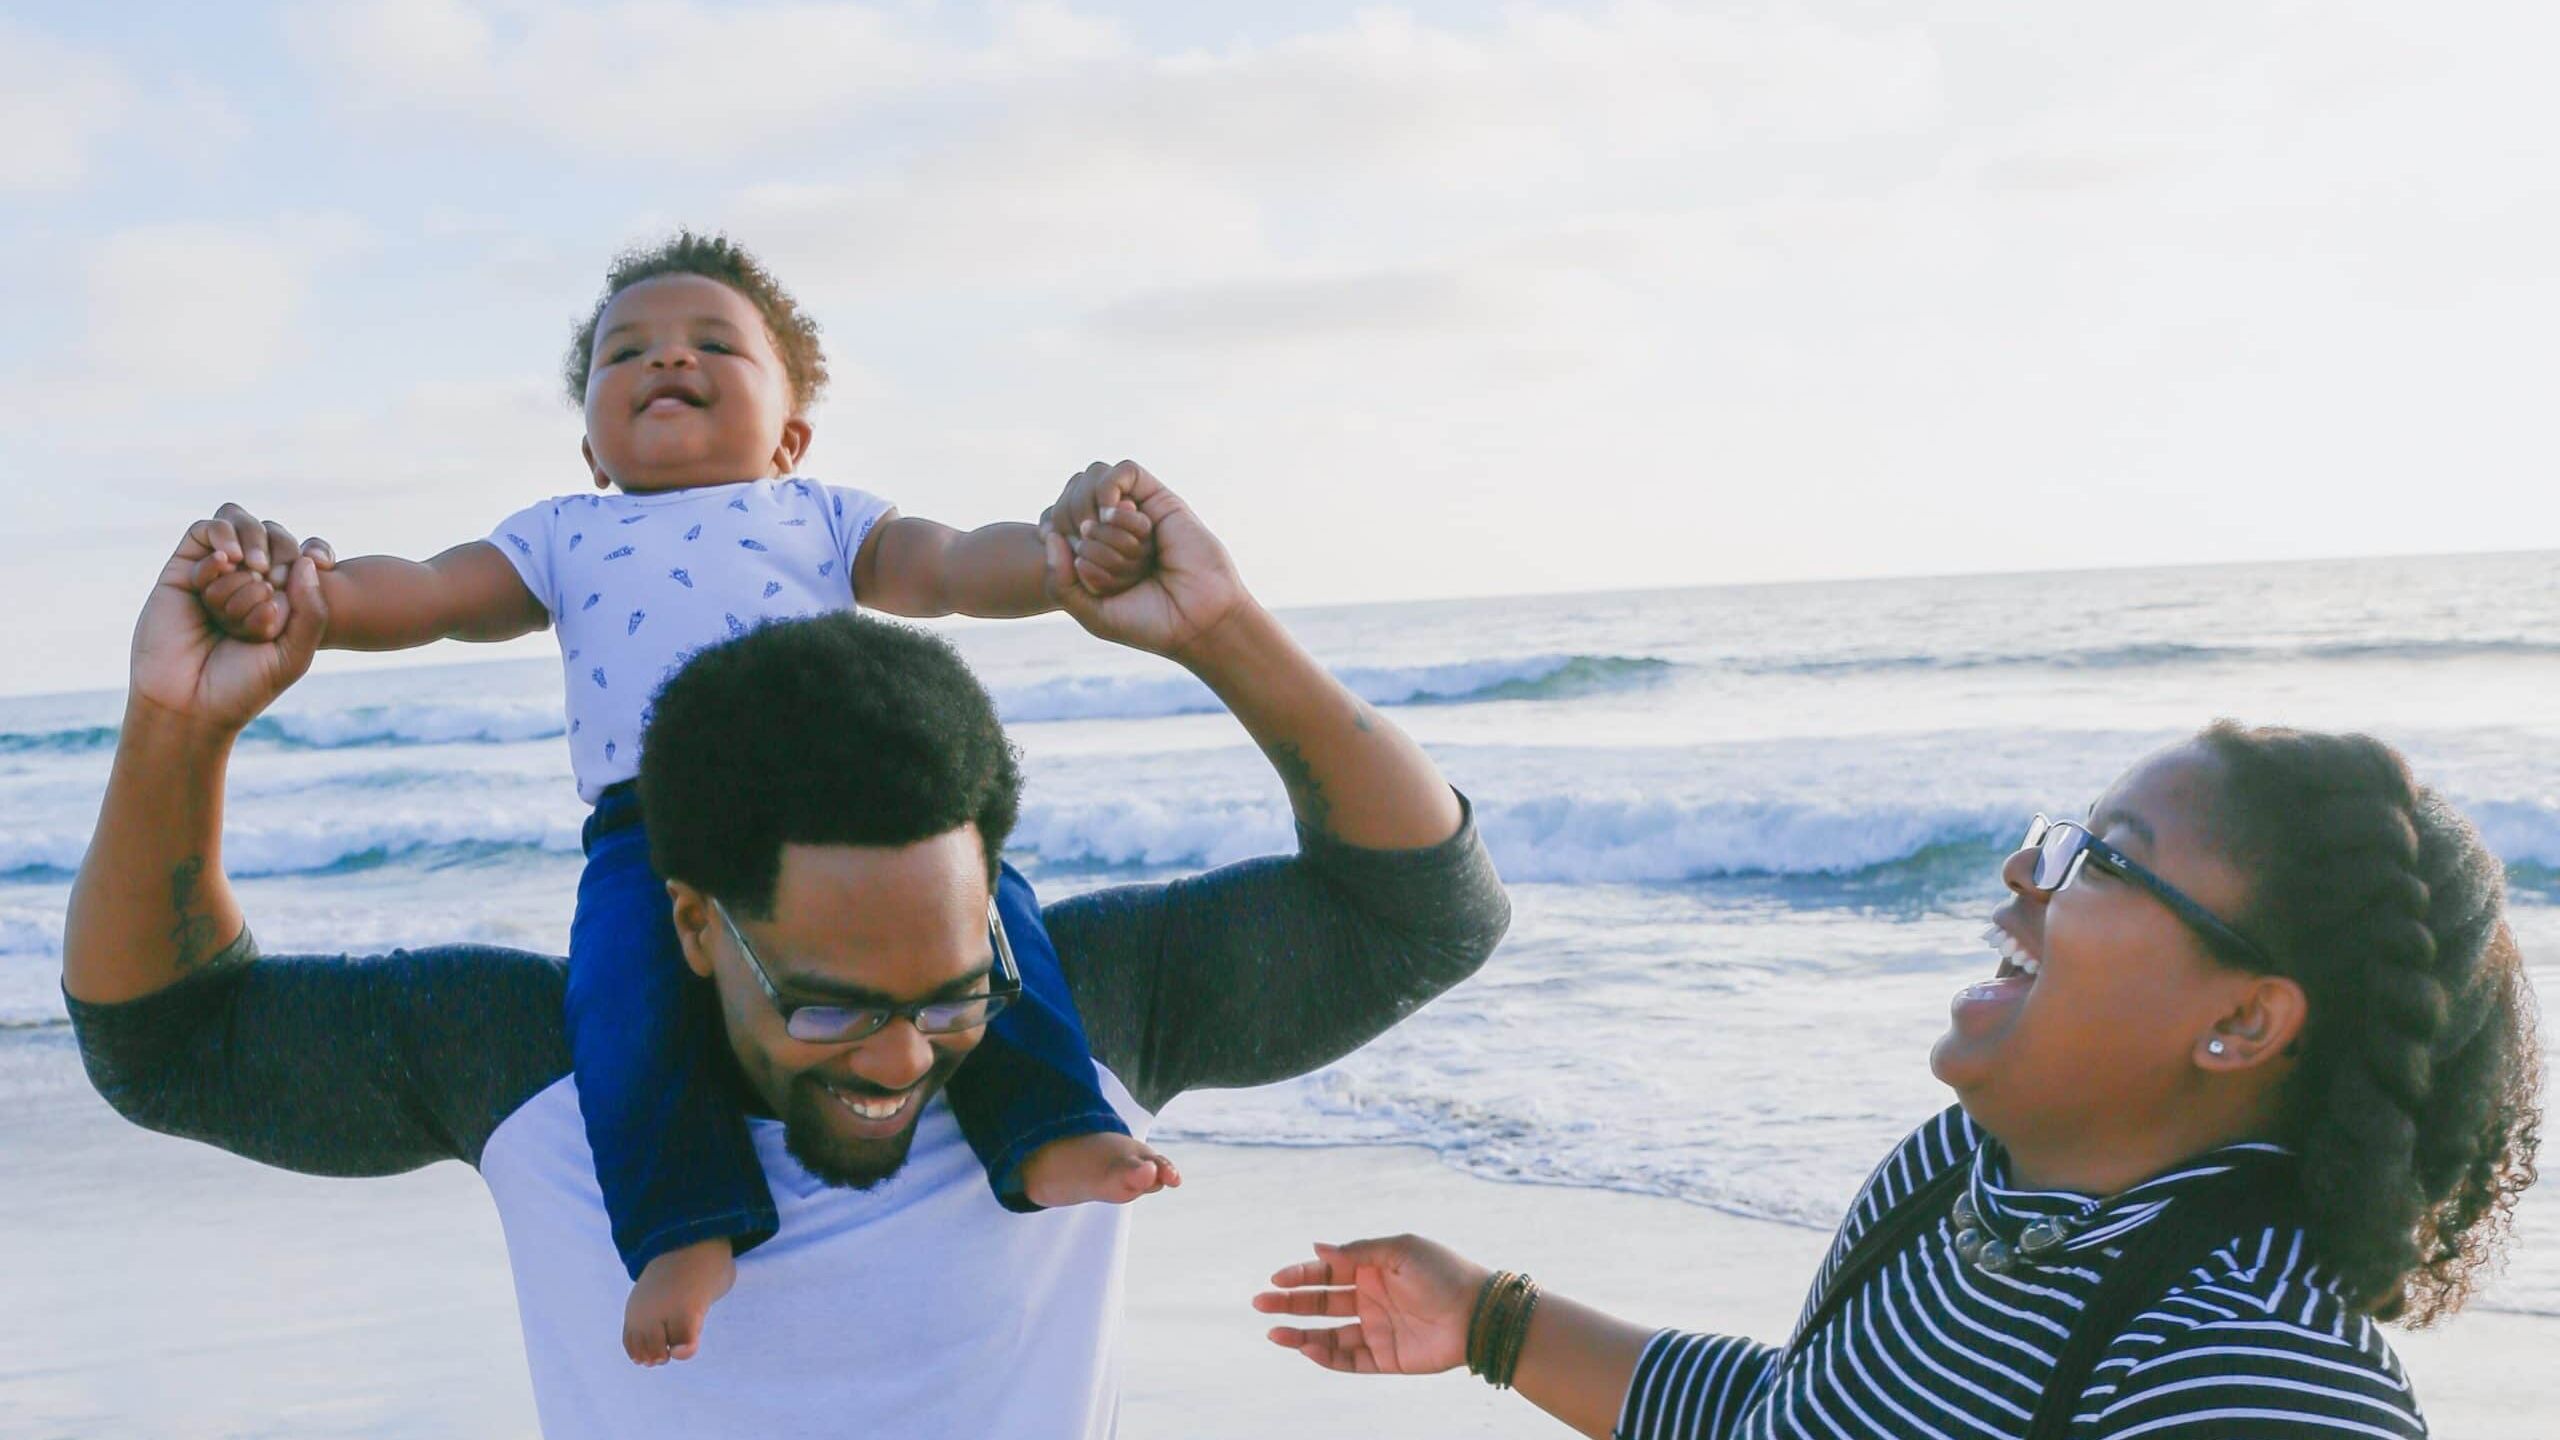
[817,483,895,601]
[1613,1331,1784,1440]
[488,496,563,618]
[2081,1303,2426,1438]
[1040,792,1510,1114]
[67,927,574,1174]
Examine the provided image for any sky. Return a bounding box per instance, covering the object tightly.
[5,0,2557,696]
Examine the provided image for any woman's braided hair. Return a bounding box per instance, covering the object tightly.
[2200,721,2542,1324]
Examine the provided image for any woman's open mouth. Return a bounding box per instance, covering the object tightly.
[1984,923,2042,981]
[1947,924,2040,1026]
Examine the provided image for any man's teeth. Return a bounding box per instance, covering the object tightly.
[831,1087,910,1121]
[1980,924,2041,978]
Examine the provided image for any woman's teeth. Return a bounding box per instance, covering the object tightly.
[1981,924,2041,978]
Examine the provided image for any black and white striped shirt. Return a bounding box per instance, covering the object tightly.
[1617,1108,2426,1439]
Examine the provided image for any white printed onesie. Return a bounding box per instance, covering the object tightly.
[489,477,893,803]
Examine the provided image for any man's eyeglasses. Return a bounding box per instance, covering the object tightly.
[2020,815,2276,971]
[711,896,1022,1044]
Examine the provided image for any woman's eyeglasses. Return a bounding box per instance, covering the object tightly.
[2020,815,2276,971]
[712,896,1022,1044]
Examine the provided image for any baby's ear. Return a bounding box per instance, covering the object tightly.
[581,437,611,491]
[775,415,813,474]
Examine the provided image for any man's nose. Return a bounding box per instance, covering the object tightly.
[848,1020,935,1091]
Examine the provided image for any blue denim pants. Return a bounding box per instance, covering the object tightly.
[570,785,1129,1279]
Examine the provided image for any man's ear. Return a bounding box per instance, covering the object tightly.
[2201,974,2308,1071]
[666,879,717,979]
[582,436,611,491]
[774,415,812,474]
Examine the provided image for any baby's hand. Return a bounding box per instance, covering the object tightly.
[1043,460,1159,598]
[186,502,335,642]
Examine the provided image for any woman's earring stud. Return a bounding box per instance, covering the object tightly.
[2207,1039,2228,1056]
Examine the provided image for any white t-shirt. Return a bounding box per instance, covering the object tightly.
[481,1067,1150,1438]
[490,478,895,803]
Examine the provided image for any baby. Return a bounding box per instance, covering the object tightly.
[190,232,1177,1366]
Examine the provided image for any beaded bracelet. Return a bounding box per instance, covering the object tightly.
[1465,1270,1518,1377]
[1490,1278,1542,1389]
[1465,1270,1541,1389]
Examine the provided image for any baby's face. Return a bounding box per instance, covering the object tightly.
[580,273,805,493]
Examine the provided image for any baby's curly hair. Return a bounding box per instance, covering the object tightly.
[562,231,828,412]
[2201,721,2543,1325]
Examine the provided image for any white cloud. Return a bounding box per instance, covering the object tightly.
[147,77,255,168]
[0,19,131,190]
[292,0,935,163]
[85,225,302,391]
[1086,267,1503,349]
[80,216,370,394]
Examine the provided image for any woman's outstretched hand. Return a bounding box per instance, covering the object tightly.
[1252,1235,1490,1376]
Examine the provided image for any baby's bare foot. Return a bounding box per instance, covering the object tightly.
[624,1238,736,1366]
[1020,1131,1182,1208]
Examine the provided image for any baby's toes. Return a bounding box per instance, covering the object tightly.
[1103,1152,1168,1202]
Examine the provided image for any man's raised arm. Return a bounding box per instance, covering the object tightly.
[65,511,328,1005]
[1039,464,1508,1110]
[63,510,569,1174]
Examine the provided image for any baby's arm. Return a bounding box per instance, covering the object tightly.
[853,515,1056,620]
[856,500,1154,620]
[315,543,550,651]
[191,504,546,651]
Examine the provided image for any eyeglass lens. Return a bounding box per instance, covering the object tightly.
[2025,817,2089,892]
[783,994,1005,1045]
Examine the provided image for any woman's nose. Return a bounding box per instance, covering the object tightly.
[2000,844,2041,897]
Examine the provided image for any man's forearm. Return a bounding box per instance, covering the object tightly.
[63,702,245,1004]
[1175,603,1462,849]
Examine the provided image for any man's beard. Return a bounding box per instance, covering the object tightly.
[779,1048,965,1190]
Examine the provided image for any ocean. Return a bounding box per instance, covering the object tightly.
[5,551,2555,1313]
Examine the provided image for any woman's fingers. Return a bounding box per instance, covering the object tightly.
[1266,1323,1375,1372]
[1252,1286,1360,1317]
[1271,1254,1351,1287]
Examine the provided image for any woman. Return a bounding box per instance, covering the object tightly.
[1256,724,2542,1437]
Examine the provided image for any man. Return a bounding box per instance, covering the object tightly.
[64,465,1508,1437]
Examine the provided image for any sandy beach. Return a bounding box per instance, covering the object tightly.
[3,1042,2548,1439]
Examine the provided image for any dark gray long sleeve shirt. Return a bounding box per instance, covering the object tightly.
[70,804,1509,1179]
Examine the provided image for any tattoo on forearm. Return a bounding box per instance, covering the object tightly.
[1271,741,1334,837]
[167,856,219,971]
